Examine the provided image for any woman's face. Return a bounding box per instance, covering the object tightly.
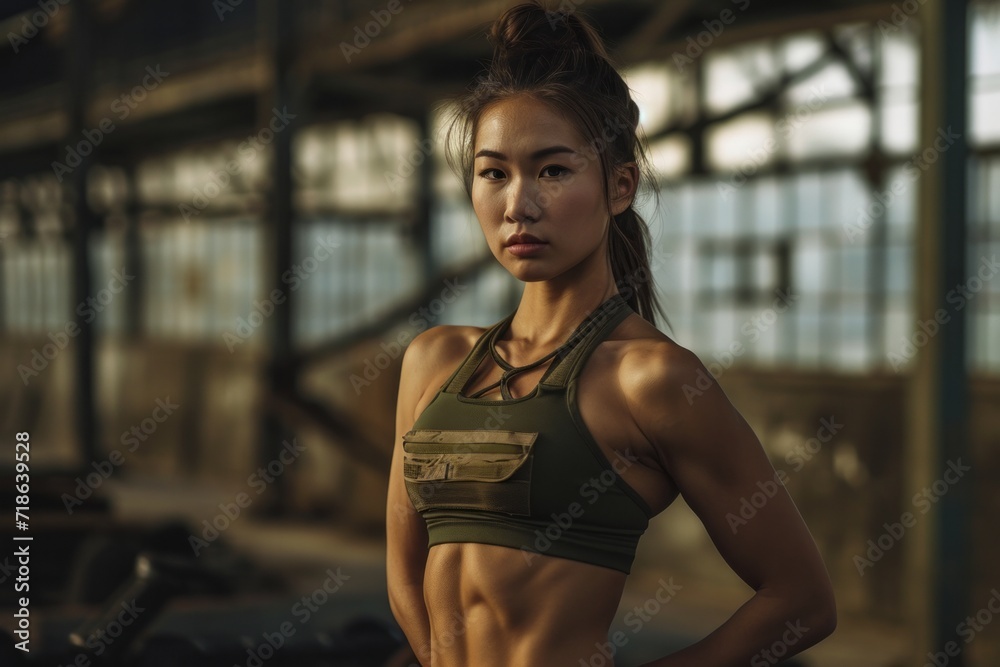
[471,94,633,283]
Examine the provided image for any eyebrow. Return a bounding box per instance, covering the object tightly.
[474,145,577,161]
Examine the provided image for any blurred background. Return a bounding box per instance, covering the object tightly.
[0,0,997,665]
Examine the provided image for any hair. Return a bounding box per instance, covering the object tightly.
[442,0,670,331]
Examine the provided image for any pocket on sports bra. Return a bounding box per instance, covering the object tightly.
[401,428,537,515]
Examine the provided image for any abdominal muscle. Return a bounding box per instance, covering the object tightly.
[421,541,627,666]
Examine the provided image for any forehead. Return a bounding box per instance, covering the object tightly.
[474,95,585,151]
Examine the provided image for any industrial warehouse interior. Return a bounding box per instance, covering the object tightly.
[0,0,998,665]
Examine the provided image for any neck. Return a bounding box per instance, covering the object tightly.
[506,255,621,352]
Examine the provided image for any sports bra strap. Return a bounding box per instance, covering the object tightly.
[443,293,633,394]
[539,294,633,388]
[442,319,499,394]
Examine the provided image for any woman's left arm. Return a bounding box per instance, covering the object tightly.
[621,344,837,667]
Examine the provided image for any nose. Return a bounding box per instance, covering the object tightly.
[505,176,542,223]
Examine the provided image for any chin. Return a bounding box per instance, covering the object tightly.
[503,267,548,283]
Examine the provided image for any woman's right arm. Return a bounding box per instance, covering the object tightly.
[386,327,439,666]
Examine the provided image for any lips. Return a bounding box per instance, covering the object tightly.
[504,232,546,246]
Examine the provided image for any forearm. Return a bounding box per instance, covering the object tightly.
[389,581,433,667]
[637,590,835,667]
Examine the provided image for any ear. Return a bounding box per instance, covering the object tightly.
[609,162,639,217]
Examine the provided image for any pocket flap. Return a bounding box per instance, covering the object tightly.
[402,428,537,483]
[402,428,537,447]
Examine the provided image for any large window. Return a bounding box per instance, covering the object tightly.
[632,12,1000,374]
[2,8,998,373]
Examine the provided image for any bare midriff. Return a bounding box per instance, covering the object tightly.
[422,542,627,666]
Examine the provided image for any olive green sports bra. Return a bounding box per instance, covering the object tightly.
[401,292,654,574]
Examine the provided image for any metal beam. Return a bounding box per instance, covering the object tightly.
[122,166,142,339]
[255,0,299,515]
[290,251,497,371]
[644,47,835,145]
[639,3,899,64]
[928,0,971,659]
[68,0,98,468]
[620,0,696,63]
[906,0,971,664]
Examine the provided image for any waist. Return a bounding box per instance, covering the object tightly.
[423,542,625,666]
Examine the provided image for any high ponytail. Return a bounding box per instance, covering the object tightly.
[443,0,670,331]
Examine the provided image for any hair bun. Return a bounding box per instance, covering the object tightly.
[488,1,609,67]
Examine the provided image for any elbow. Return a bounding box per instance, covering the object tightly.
[803,583,838,641]
[770,579,836,646]
[811,604,837,642]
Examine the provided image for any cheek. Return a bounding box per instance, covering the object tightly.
[470,188,487,219]
[471,182,497,212]
[557,179,604,222]
[471,193,501,244]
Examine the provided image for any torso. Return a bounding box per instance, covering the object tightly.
[410,311,681,666]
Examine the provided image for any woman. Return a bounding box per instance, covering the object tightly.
[385,2,837,665]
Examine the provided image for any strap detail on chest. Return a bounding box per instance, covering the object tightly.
[443,292,633,395]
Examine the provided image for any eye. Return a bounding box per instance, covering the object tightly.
[541,165,569,177]
[478,168,504,180]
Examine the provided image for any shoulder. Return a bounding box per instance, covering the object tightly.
[614,320,732,450]
[614,321,761,484]
[613,315,704,398]
[404,323,485,370]
[618,335,708,404]
[400,323,488,394]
